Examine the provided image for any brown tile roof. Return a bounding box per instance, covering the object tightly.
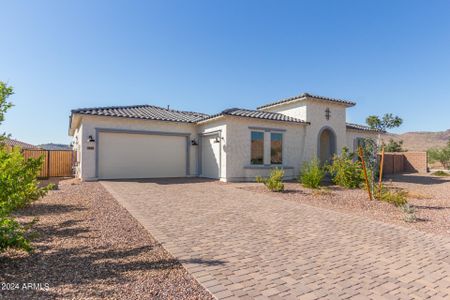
[257,92,356,109]
[198,108,309,124]
[346,123,384,133]
[4,138,40,149]
[72,105,209,123]
[72,105,309,125]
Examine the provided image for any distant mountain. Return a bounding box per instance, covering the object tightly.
[38,143,71,150]
[383,129,450,151]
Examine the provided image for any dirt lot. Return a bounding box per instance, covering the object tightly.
[237,173,450,236]
[0,179,212,300]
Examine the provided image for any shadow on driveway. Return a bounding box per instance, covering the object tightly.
[101,177,220,185]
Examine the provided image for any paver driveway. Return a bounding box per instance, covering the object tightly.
[101,179,450,299]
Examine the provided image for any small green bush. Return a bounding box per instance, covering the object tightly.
[376,187,408,207]
[431,170,450,177]
[0,147,50,252]
[327,148,363,189]
[256,168,285,192]
[0,148,48,216]
[400,203,417,223]
[299,158,325,189]
[0,217,32,252]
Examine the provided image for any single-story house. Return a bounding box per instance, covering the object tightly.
[68,93,381,181]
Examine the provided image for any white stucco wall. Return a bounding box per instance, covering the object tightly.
[196,118,228,180]
[223,116,308,181]
[263,100,307,120]
[263,99,348,160]
[72,115,197,180]
[72,125,83,178]
[346,130,379,152]
[70,102,379,182]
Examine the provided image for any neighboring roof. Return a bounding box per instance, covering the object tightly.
[3,138,40,149]
[39,143,71,150]
[71,104,209,123]
[346,123,384,133]
[257,92,356,110]
[198,108,309,124]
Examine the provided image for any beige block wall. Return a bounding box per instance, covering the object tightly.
[403,152,428,173]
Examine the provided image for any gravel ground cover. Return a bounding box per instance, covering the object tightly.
[0,179,213,300]
[236,173,450,236]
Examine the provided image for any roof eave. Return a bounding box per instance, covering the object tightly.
[68,112,200,135]
[346,127,384,134]
[68,113,82,136]
[196,114,309,125]
[258,95,356,110]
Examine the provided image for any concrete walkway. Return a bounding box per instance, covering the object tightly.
[101,179,450,299]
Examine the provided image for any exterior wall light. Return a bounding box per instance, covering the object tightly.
[191,139,199,146]
[88,135,95,142]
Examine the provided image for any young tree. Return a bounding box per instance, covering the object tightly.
[383,139,405,152]
[428,141,450,169]
[0,82,14,141]
[0,81,51,253]
[366,113,403,132]
[363,113,403,199]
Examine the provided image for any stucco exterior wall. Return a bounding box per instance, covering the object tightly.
[197,119,228,180]
[73,115,197,180]
[263,101,307,120]
[263,99,347,160]
[72,125,83,178]
[224,116,307,181]
[71,100,379,181]
[345,130,379,152]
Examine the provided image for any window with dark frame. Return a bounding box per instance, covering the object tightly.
[270,132,283,164]
[250,131,264,164]
[355,137,366,151]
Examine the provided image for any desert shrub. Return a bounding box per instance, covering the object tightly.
[428,141,450,169]
[431,170,449,177]
[299,158,325,189]
[0,217,32,252]
[376,186,408,207]
[327,148,363,189]
[383,139,405,152]
[401,203,417,223]
[311,187,333,197]
[0,147,50,252]
[0,148,48,216]
[256,168,284,192]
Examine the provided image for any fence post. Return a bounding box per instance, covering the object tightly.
[47,150,50,178]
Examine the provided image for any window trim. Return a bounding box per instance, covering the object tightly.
[270,132,283,165]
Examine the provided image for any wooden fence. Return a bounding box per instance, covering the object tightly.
[22,149,75,178]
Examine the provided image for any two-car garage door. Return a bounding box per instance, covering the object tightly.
[98,132,187,179]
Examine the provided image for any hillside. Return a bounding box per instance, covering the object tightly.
[384,129,450,151]
[38,143,71,150]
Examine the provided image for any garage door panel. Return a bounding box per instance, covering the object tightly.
[98,132,186,179]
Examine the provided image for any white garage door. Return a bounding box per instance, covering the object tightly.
[201,135,221,179]
[98,132,187,179]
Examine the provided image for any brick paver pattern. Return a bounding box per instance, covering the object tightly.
[101,179,450,299]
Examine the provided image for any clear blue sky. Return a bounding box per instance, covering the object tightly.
[1,0,449,145]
